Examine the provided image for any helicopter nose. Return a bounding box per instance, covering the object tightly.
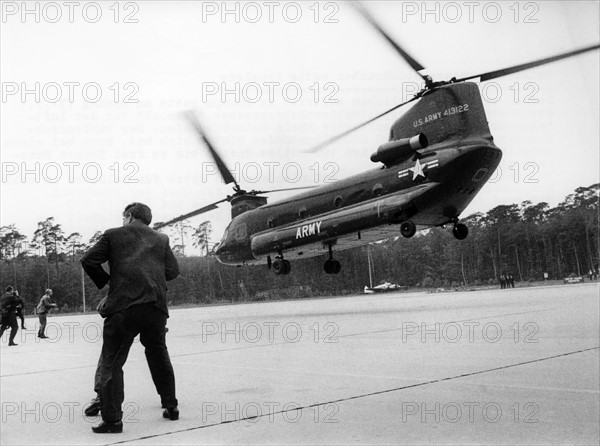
[214,243,229,262]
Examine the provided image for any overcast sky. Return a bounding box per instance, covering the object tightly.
[1,1,599,249]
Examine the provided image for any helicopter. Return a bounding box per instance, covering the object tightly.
[155,4,599,276]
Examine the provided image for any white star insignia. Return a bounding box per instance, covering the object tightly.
[409,159,425,180]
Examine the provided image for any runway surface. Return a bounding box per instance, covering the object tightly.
[1,283,598,445]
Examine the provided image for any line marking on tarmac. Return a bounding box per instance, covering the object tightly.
[104,346,600,445]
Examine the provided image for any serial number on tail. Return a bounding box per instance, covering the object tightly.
[413,103,470,127]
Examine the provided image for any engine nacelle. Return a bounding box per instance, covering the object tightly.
[370,134,428,166]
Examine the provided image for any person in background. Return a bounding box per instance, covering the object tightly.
[1,286,21,346]
[13,290,26,330]
[507,273,515,288]
[36,289,57,339]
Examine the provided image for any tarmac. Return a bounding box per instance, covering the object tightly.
[1,282,598,445]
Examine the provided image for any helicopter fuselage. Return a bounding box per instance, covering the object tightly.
[215,133,502,266]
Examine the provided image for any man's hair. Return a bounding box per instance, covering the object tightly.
[45,289,52,294]
[5,286,13,292]
[123,202,152,225]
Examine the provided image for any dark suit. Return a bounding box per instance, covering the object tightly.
[0,292,20,344]
[81,220,180,423]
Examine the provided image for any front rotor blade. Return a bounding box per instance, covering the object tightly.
[352,2,427,80]
[153,198,228,229]
[456,44,600,82]
[304,95,419,153]
[183,111,239,189]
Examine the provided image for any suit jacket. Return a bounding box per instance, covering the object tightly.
[0,292,19,314]
[81,221,180,316]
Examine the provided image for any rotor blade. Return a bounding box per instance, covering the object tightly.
[303,95,419,153]
[153,198,228,230]
[251,186,318,194]
[352,2,427,80]
[455,44,600,82]
[183,111,240,189]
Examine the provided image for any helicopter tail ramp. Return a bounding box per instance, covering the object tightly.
[390,82,493,145]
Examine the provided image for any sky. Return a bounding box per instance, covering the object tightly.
[1,0,599,251]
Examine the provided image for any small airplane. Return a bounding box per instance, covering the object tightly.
[363,247,406,294]
[364,283,407,294]
[155,4,599,276]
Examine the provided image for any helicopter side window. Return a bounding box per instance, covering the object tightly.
[372,183,384,197]
[333,196,344,208]
[472,168,488,183]
[235,223,247,241]
[298,207,308,219]
[267,217,276,228]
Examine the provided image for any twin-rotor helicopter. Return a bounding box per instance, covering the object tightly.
[155,4,599,276]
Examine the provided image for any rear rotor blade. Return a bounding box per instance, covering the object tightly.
[304,95,419,153]
[352,2,427,81]
[153,198,228,229]
[251,186,318,195]
[455,44,600,82]
[183,111,240,190]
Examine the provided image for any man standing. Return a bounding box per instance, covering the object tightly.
[507,273,515,288]
[36,289,57,338]
[14,290,26,330]
[0,286,20,346]
[81,202,180,434]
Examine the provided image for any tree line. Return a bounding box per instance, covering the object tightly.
[1,184,597,312]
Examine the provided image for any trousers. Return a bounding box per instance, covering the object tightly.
[98,303,177,422]
[0,312,18,343]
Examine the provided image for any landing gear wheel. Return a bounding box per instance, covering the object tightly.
[324,259,341,274]
[333,260,341,274]
[273,258,291,275]
[400,221,417,238]
[323,243,341,274]
[453,223,468,240]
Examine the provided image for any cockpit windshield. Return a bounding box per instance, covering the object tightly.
[220,228,229,243]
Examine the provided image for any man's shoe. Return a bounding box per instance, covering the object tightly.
[38,334,48,338]
[22,326,26,330]
[163,407,179,420]
[85,397,101,416]
[92,420,123,433]
[8,342,18,346]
